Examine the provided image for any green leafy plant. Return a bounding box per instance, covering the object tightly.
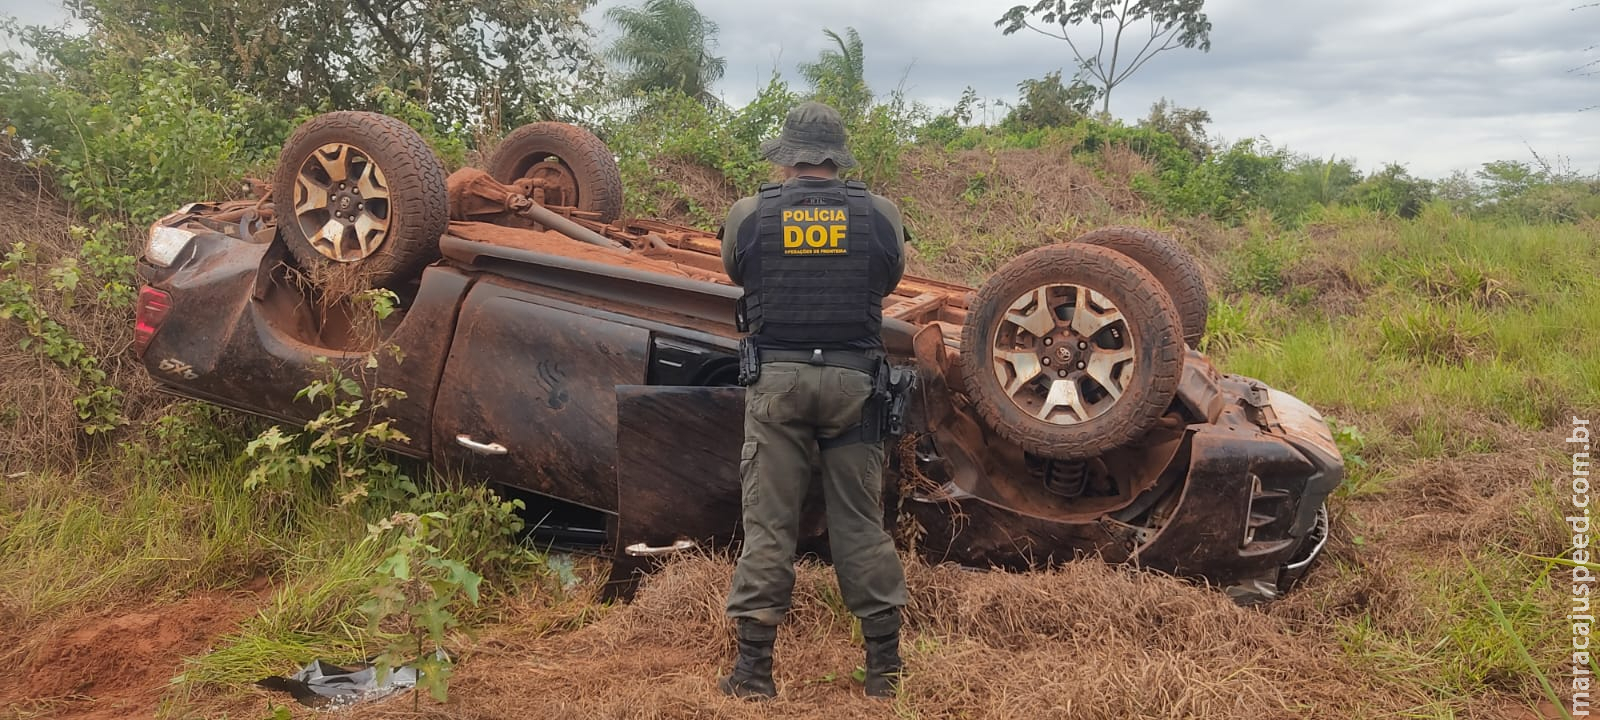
[362,510,483,705]
[1225,232,1298,294]
[243,358,410,499]
[69,223,137,307]
[1,38,282,223]
[1326,417,1368,472]
[0,242,124,434]
[356,288,401,321]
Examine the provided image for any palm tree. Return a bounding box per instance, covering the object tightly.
[604,0,726,105]
[798,27,870,119]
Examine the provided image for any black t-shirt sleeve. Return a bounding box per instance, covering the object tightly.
[721,196,758,284]
[869,194,907,292]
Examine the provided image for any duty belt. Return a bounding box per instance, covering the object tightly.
[759,348,881,375]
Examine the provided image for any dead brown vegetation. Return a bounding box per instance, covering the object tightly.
[880,145,1152,283]
[638,142,1175,286]
[0,150,166,471]
[237,556,1402,720]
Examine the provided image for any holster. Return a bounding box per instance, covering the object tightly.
[818,359,916,451]
[737,337,761,386]
[858,360,891,445]
[884,366,916,437]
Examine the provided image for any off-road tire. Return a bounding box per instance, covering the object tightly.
[961,243,1184,460]
[1073,226,1208,348]
[272,111,448,289]
[486,122,624,223]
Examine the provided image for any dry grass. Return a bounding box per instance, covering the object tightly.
[0,153,165,471]
[640,142,1162,285]
[635,155,745,228]
[169,429,1570,720]
[880,145,1151,282]
[186,556,1403,720]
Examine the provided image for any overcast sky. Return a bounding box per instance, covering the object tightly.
[5,0,1595,178]
[586,0,1598,179]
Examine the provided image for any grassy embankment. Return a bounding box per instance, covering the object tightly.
[1,138,1595,718]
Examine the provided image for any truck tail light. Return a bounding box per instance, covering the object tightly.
[134,286,172,357]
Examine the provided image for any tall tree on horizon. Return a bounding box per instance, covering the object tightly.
[604,0,726,106]
[798,27,871,119]
[996,0,1212,117]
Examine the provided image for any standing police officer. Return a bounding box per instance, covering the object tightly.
[716,101,910,701]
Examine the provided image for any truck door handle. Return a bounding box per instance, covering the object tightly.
[455,434,508,456]
[625,540,698,557]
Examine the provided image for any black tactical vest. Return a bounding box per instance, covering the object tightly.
[736,179,886,348]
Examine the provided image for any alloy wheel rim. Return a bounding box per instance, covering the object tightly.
[990,283,1137,425]
[293,143,391,262]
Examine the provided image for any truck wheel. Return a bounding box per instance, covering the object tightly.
[485,122,624,223]
[272,111,448,288]
[1073,226,1208,348]
[961,243,1184,460]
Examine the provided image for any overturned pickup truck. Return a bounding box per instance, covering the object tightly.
[135,111,1340,603]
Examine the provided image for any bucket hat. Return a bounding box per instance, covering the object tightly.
[759,102,858,169]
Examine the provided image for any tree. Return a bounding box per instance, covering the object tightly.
[1002,70,1099,130]
[1475,160,1540,203]
[63,0,598,128]
[604,0,726,106]
[1139,98,1211,159]
[996,0,1212,117]
[1434,170,1485,215]
[916,86,977,146]
[798,27,870,119]
[1349,163,1433,219]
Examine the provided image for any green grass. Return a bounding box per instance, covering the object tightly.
[0,460,296,617]
[1215,213,1600,432]
[180,539,391,688]
[1198,211,1594,716]
[0,435,545,698]
[1200,294,1283,355]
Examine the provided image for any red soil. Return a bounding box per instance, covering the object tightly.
[0,594,253,720]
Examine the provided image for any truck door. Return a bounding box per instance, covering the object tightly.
[431,276,650,512]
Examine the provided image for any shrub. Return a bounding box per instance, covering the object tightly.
[1002,70,1098,132]
[1,32,285,222]
[1349,163,1433,219]
[602,79,796,218]
[1224,230,1300,294]
[1377,304,1490,365]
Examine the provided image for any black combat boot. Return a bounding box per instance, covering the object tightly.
[718,620,777,700]
[861,608,903,699]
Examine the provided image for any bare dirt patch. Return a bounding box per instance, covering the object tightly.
[0,594,253,720]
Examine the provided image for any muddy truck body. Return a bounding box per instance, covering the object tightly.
[133,113,1340,603]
